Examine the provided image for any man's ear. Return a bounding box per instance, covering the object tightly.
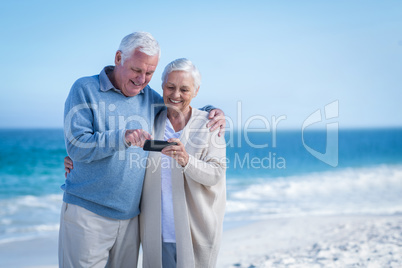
[115,51,122,66]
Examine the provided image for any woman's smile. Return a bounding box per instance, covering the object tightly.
[169,98,182,104]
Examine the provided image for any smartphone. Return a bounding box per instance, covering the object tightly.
[143,140,178,152]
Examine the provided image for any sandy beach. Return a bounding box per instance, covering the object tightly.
[1,214,401,268]
[218,214,402,267]
[0,232,58,268]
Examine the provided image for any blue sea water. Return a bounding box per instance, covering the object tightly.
[0,128,402,243]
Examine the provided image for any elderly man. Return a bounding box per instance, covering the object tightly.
[59,32,225,267]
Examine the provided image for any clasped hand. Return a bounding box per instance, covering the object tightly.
[161,138,189,167]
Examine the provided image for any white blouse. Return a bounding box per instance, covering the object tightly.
[161,117,182,243]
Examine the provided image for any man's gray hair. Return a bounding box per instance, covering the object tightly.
[161,58,202,91]
[118,32,160,64]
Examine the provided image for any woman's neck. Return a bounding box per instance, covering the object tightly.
[167,106,192,132]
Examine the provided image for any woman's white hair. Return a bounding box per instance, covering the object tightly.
[161,58,201,91]
[118,32,160,64]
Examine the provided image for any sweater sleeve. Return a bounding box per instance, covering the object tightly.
[199,105,216,112]
[183,131,226,187]
[63,79,126,163]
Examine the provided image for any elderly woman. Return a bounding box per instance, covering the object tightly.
[140,58,226,267]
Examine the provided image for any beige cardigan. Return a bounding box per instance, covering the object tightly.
[140,108,226,268]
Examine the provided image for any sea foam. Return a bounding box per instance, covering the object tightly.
[225,164,402,221]
[0,194,62,243]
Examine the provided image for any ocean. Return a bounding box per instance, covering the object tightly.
[0,128,402,244]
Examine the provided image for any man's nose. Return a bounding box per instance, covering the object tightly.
[136,73,146,84]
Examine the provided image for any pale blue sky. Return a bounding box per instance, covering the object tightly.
[0,0,401,129]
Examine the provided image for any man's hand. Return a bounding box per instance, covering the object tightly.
[207,109,226,137]
[64,156,73,178]
[125,129,152,147]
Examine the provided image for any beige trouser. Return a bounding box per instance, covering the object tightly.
[58,202,140,268]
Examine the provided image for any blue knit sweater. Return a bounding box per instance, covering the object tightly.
[62,66,164,219]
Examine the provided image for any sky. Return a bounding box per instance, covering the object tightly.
[0,0,401,130]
